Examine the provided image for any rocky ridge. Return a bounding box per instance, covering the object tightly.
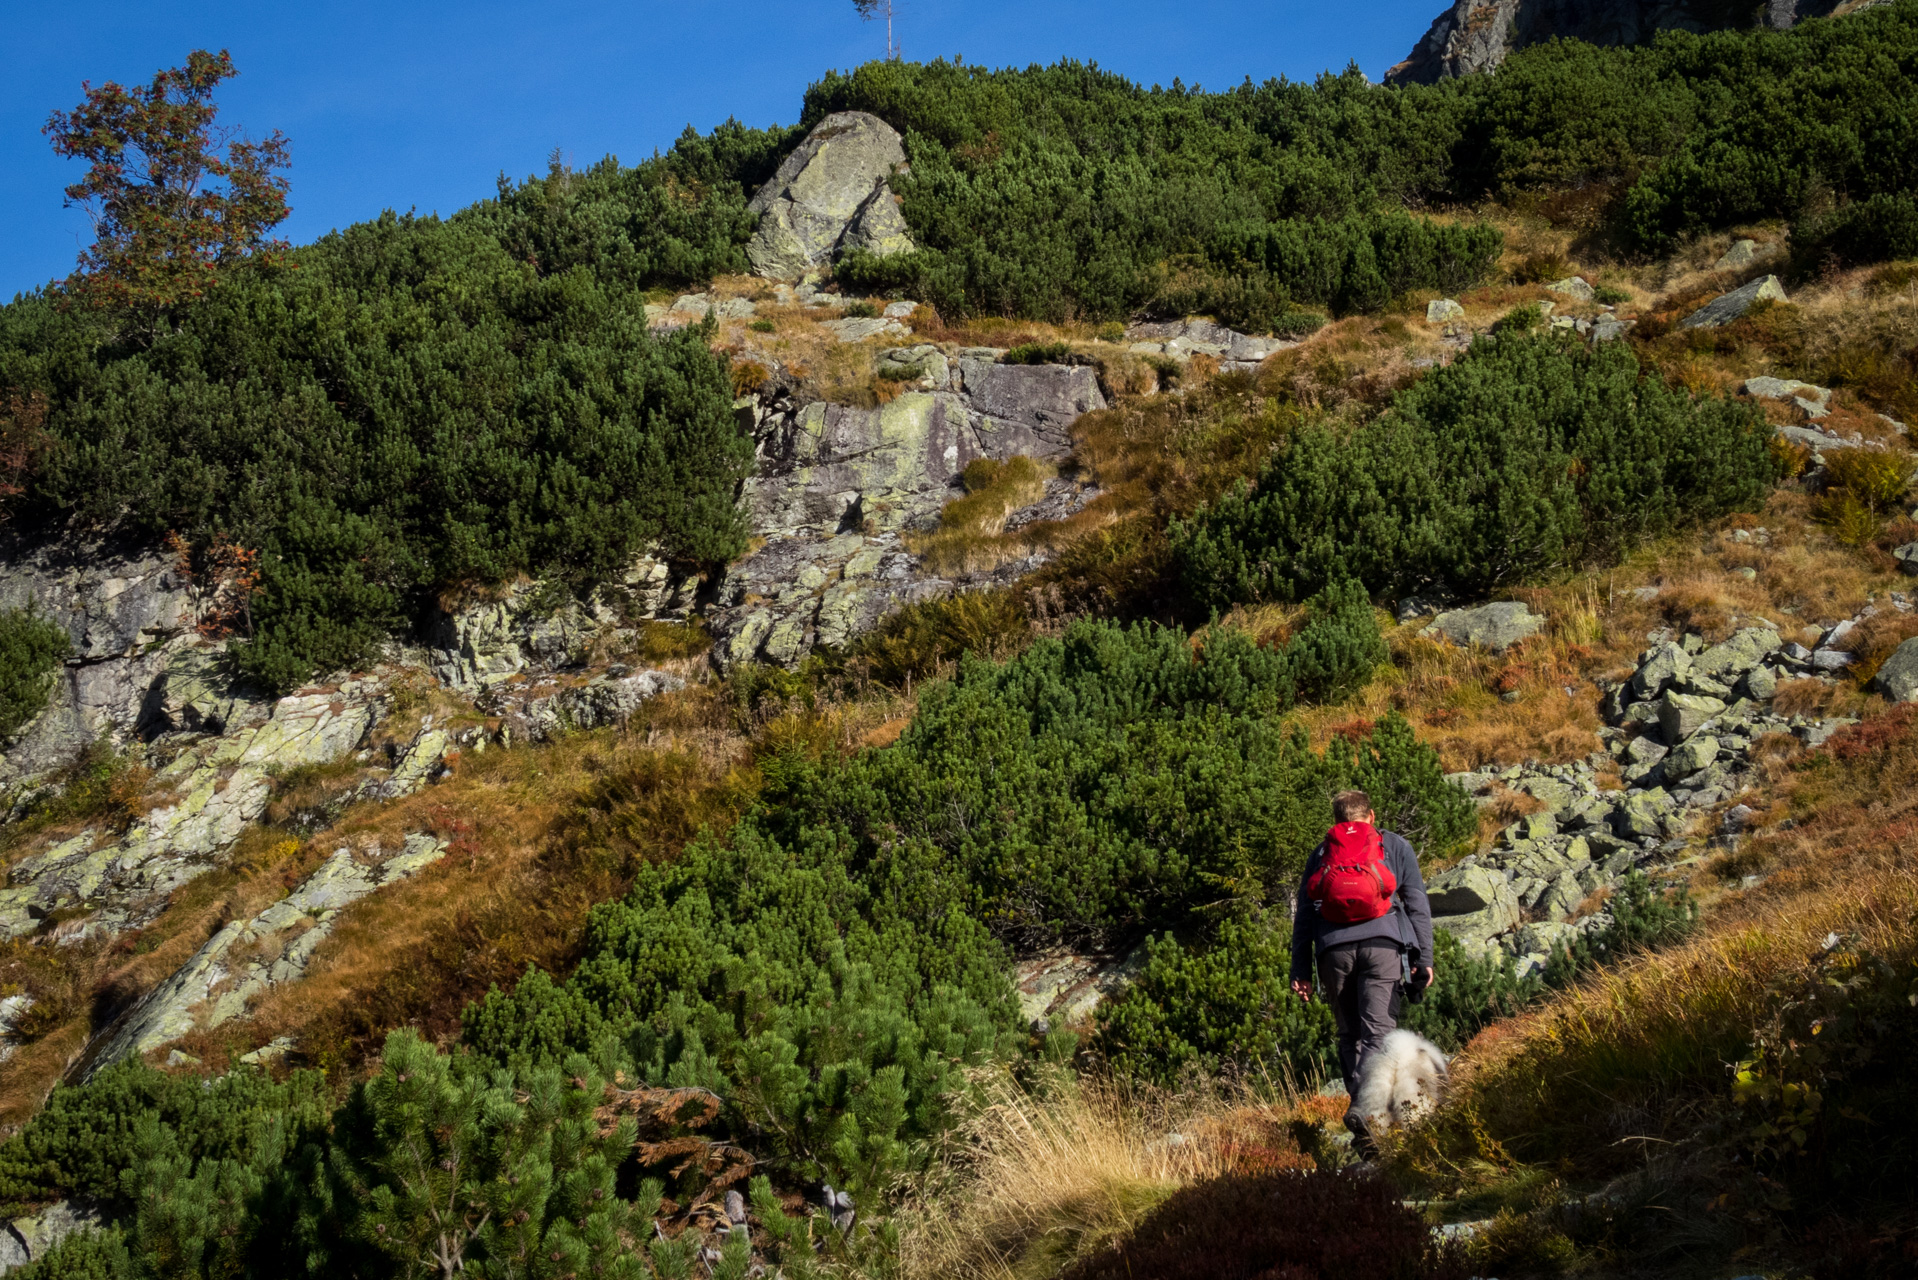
[1385,0,1880,85]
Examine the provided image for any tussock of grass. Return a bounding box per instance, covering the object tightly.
[899,1068,1332,1280]
[908,456,1056,576]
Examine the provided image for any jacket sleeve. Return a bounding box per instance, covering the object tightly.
[1288,844,1323,984]
[1391,833,1435,967]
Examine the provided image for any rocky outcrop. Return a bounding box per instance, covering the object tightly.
[482,668,687,745]
[428,559,698,693]
[83,834,447,1077]
[746,112,916,281]
[1386,0,1866,85]
[0,678,386,943]
[1013,946,1149,1033]
[0,539,197,788]
[709,352,1106,668]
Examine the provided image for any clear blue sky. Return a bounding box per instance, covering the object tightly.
[3,0,1441,300]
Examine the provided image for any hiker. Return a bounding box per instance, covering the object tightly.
[1289,788,1435,1157]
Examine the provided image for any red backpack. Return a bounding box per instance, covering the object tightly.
[1306,822,1398,924]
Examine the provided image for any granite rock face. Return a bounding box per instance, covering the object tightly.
[710,357,1106,668]
[0,678,387,943]
[84,834,448,1077]
[746,112,915,280]
[0,538,198,787]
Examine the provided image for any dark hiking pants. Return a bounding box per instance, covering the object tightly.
[1318,940,1403,1149]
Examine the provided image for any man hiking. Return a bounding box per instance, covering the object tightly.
[1289,788,1435,1157]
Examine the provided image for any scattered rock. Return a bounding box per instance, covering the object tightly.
[1124,319,1296,365]
[1744,376,1831,419]
[1420,601,1543,652]
[1891,542,1918,576]
[1679,275,1788,329]
[823,315,912,343]
[1872,638,1918,702]
[1545,276,1595,302]
[1426,298,1465,323]
[745,112,915,280]
[1714,239,1760,270]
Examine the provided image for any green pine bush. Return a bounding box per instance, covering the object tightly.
[0,608,69,738]
[1172,333,1778,611]
[1095,914,1339,1086]
[1,151,768,691]
[465,617,1471,1191]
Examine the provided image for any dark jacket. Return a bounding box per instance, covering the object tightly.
[1288,828,1435,983]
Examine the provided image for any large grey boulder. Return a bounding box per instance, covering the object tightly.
[1689,627,1781,684]
[1660,691,1726,743]
[1427,863,1507,915]
[1680,276,1788,329]
[955,359,1107,444]
[1876,637,1918,702]
[1420,601,1543,652]
[746,112,915,281]
[1631,640,1691,700]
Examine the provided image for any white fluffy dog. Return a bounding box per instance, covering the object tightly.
[1353,1029,1450,1128]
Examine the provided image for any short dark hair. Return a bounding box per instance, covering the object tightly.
[1332,789,1373,823]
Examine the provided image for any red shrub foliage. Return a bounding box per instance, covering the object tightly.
[1058,1168,1466,1280]
[1823,705,1918,763]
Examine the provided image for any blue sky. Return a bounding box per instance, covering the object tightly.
[2,0,1441,299]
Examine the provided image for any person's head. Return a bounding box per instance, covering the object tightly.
[1332,789,1375,826]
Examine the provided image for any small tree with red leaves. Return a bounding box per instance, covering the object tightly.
[43,48,290,319]
[0,391,48,523]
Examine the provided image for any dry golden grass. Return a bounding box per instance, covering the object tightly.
[899,1068,1336,1280]
[908,456,1057,576]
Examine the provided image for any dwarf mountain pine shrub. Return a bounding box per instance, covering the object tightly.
[464,617,1469,1193]
[1172,333,1778,611]
[0,608,69,738]
[1096,914,1339,1085]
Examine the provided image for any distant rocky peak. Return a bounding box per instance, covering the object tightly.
[1384,0,1886,86]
